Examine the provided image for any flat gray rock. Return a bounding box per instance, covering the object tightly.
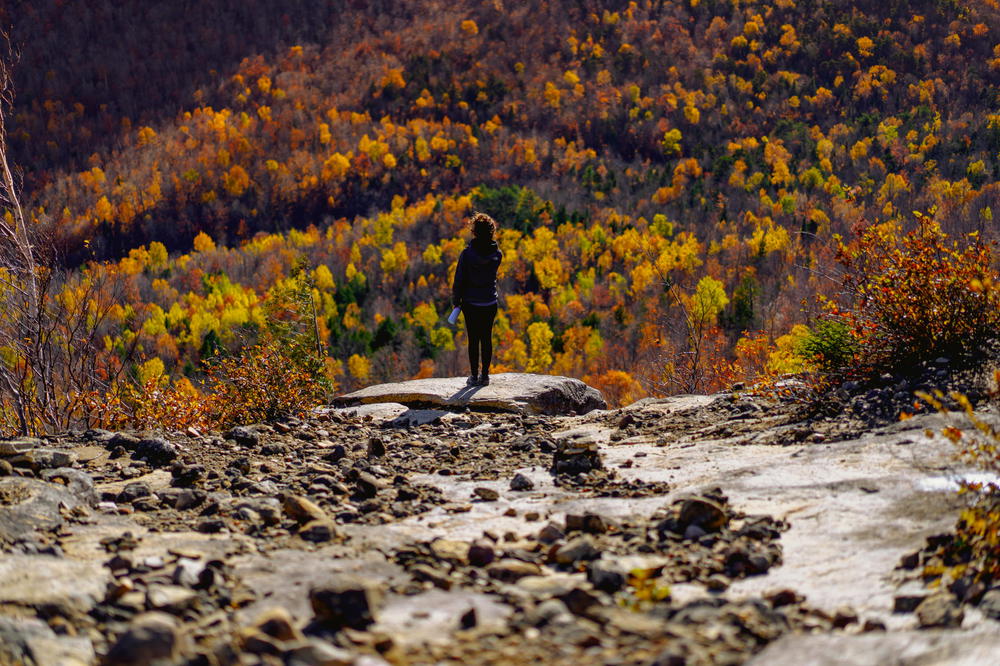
[0,475,95,540]
[389,408,453,427]
[748,629,1000,666]
[0,555,108,616]
[326,402,410,421]
[333,373,606,415]
[0,616,95,666]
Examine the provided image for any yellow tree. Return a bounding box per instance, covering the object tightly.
[526,321,553,372]
[667,276,729,394]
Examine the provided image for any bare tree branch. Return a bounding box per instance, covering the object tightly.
[0,30,138,435]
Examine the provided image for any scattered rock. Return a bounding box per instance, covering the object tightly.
[551,435,603,476]
[565,512,607,534]
[367,435,386,458]
[253,607,303,642]
[430,539,471,565]
[509,473,535,491]
[553,537,600,565]
[678,496,728,532]
[980,587,1000,620]
[486,559,542,582]
[300,519,340,543]
[310,576,381,630]
[473,486,499,501]
[117,481,152,504]
[104,612,178,665]
[284,639,355,666]
[3,376,981,664]
[132,438,178,466]
[832,606,859,628]
[146,585,198,614]
[915,593,964,628]
[227,426,260,448]
[283,495,329,524]
[467,541,496,567]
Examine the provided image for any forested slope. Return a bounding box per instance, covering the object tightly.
[5,0,1000,407]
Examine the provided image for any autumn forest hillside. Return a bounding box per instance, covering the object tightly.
[4,0,1000,423]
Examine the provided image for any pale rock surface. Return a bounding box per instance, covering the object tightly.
[0,476,95,540]
[3,386,999,664]
[0,616,94,665]
[333,372,606,415]
[748,628,1000,666]
[0,554,108,615]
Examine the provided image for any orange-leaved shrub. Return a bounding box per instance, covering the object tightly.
[916,379,1000,590]
[205,338,329,428]
[117,266,332,430]
[831,216,1000,376]
[115,339,330,432]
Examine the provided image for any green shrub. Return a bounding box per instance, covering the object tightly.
[796,320,858,373]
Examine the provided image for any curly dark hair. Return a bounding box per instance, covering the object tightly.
[469,212,497,240]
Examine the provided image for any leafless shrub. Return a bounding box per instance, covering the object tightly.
[0,33,135,435]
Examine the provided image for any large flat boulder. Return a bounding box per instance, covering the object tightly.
[332,373,606,415]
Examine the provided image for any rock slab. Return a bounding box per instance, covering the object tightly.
[333,373,606,415]
[748,628,1000,666]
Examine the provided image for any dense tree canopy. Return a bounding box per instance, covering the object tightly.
[4,0,1000,406]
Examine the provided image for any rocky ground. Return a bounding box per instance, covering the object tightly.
[1,373,999,665]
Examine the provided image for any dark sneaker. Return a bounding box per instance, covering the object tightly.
[467,375,478,385]
[478,374,490,386]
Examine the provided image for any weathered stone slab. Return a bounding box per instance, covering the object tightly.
[0,475,96,540]
[748,629,1000,666]
[0,438,46,456]
[0,616,95,666]
[327,402,410,421]
[388,409,453,427]
[333,373,606,416]
[0,555,108,615]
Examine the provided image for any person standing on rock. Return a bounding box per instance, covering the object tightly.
[452,212,503,386]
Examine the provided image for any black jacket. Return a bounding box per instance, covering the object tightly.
[452,238,502,307]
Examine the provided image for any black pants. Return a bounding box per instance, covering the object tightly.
[462,303,497,377]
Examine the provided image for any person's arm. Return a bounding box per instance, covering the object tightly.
[452,250,466,307]
[493,249,503,303]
